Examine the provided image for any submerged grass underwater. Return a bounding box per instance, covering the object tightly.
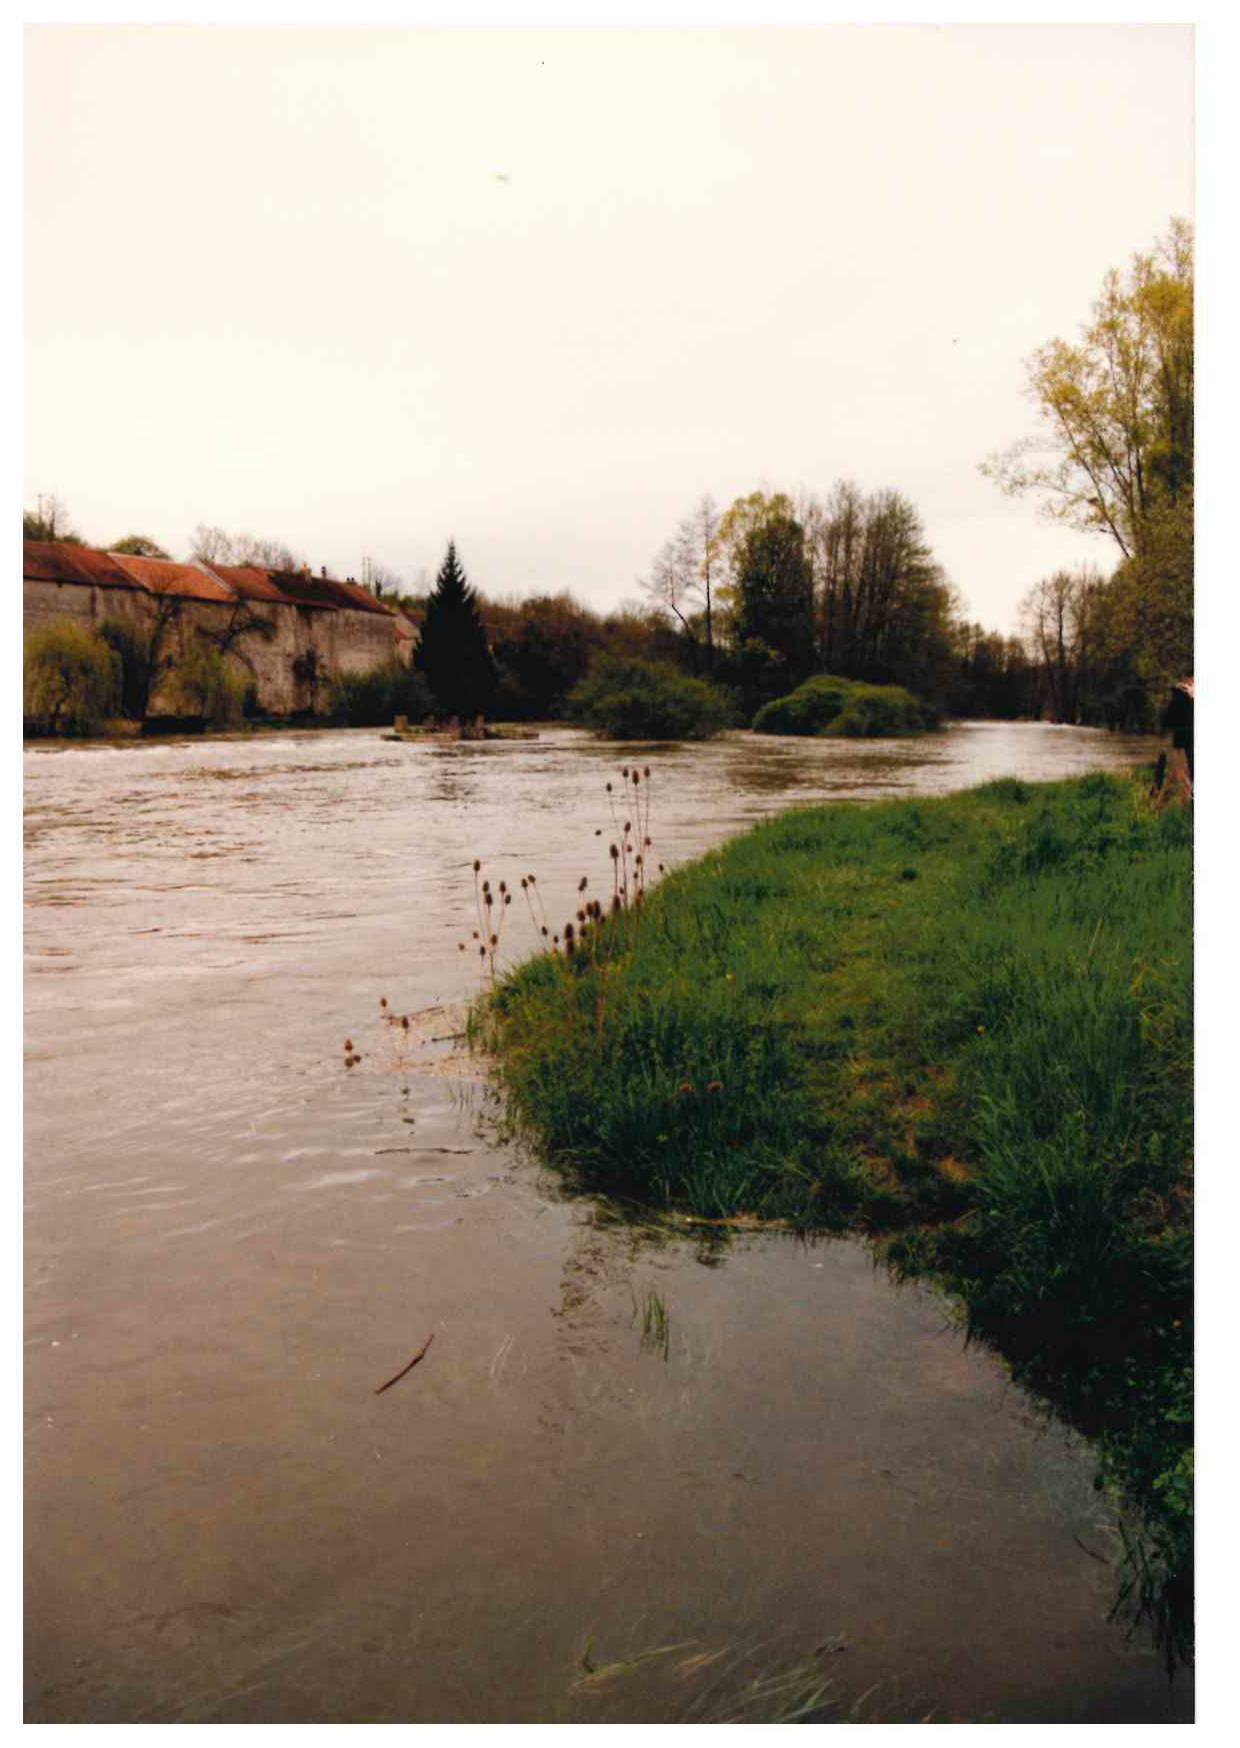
[481,772,1193,1669]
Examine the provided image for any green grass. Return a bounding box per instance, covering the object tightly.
[483,773,1193,1667]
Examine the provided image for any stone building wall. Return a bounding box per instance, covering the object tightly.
[23,544,404,718]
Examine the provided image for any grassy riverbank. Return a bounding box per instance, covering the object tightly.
[483,773,1193,1665]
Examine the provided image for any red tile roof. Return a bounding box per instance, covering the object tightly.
[203,563,296,604]
[323,576,395,617]
[23,540,138,591]
[26,541,397,620]
[265,570,393,616]
[108,552,237,603]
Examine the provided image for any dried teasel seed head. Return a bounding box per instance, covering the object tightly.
[621,766,629,778]
[528,874,536,884]
[458,942,466,951]
[499,880,507,893]
[505,893,512,905]
[473,859,481,873]
[643,765,650,778]
[595,828,602,836]
[610,843,619,859]
[402,1015,410,1030]
[606,782,613,793]
[479,945,486,957]
[521,876,528,889]
[632,770,640,785]
[576,909,586,923]
[490,934,498,947]
[644,836,652,847]
[578,876,588,891]
[380,997,388,1009]
[344,1039,353,1051]
[541,926,549,937]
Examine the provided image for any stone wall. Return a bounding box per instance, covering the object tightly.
[23,575,402,717]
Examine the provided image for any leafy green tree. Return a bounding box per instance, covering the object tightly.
[415,542,496,720]
[720,494,815,680]
[486,593,601,718]
[110,534,170,558]
[984,220,1193,697]
[983,219,1192,560]
[568,657,733,741]
[24,621,119,732]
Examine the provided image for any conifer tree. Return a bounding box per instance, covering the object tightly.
[415,541,496,720]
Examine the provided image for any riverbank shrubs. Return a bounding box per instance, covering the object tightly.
[332,662,435,727]
[23,620,120,734]
[483,772,1192,1664]
[752,673,934,737]
[568,657,734,740]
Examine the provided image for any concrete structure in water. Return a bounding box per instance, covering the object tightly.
[23,540,416,718]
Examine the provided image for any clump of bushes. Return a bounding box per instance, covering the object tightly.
[825,683,934,737]
[24,620,120,735]
[752,673,935,738]
[332,662,435,727]
[751,674,855,735]
[568,657,734,741]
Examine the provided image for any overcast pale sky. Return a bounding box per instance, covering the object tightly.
[24,23,1193,631]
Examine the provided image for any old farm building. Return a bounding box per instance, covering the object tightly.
[23,540,411,719]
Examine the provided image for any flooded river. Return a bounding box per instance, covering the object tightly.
[25,722,1188,1722]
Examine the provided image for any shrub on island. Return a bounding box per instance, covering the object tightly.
[752,673,935,738]
[568,657,734,741]
[824,683,935,737]
[751,674,856,736]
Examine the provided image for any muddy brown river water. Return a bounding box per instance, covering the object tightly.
[25,722,1189,1722]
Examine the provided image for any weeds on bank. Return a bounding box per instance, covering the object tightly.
[461,763,665,1005]
[478,769,1193,1669]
